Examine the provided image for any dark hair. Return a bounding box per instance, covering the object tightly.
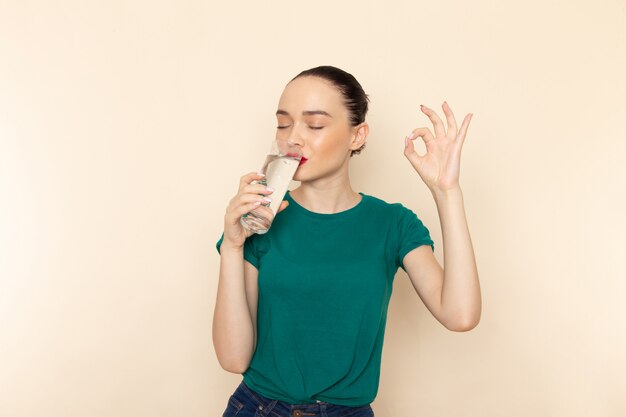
[291,66,370,157]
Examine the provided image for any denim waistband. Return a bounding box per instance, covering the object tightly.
[232,379,373,417]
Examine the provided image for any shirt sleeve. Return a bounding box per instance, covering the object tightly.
[215,232,262,270]
[396,205,435,272]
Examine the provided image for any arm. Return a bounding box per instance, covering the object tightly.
[402,101,481,331]
[403,186,481,331]
[212,242,258,374]
[212,171,282,373]
[212,172,272,373]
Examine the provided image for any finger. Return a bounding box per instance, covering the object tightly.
[243,183,274,195]
[227,199,265,222]
[442,101,457,136]
[239,172,266,191]
[229,193,270,216]
[406,127,435,145]
[420,104,446,138]
[456,113,473,146]
[228,198,276,227]
[404,135,424,172]
[252,204,275,222]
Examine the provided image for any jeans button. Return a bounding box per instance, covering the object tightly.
[292,410,302,417]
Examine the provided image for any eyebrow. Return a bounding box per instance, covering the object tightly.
[276,109,333,118]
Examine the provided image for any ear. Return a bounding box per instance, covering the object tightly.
[350,122,369,151]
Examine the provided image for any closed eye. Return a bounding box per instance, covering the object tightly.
[277,125,324,130]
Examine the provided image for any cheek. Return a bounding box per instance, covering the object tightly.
[312,128,351,157]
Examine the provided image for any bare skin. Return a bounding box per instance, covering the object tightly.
[212,171,289,373]
[275,76,369,214]
[401,102,481,331]
[213,77,481,374]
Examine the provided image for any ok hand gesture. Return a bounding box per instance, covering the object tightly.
[404,101,473,193]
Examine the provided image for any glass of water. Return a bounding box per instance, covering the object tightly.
[240,140,303,234]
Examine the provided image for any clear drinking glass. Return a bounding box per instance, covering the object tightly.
[240,140,303,234]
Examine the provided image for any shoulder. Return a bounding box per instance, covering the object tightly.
[363,194,431,240]
[362,193,417,218]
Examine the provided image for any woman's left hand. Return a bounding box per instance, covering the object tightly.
[404,101,473,193]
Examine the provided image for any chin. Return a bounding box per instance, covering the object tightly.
[293,162,306,178]
[292,167,312,183]
[292,171,303,182]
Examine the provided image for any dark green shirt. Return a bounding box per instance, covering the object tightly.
[216,190,434,406]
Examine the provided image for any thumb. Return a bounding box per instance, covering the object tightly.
[404,137,423,172]
[276,200,289,214]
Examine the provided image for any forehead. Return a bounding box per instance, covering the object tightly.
[277,76,346,115]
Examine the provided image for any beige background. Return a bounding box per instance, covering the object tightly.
[1,1,625,416]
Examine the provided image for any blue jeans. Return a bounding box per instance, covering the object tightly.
[222,380,375,417]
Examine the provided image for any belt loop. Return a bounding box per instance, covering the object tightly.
[259,399,278,416]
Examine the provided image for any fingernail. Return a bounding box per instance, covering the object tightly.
[257,172,265,177]
[262,196,272,203]
[407,131,415,140]
[266,187,274,192]
[404,137,408,147]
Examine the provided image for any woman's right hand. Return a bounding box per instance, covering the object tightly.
[222,172,289,250]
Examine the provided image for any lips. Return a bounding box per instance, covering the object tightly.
[299,156,308,166]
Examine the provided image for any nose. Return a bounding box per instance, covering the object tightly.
[286,124,305,148]
[287,136,304,148]
[287,133,304,147]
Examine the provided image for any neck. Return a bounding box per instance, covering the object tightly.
[289,180,361,215]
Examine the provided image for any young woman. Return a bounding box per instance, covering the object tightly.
[214,66,481,417]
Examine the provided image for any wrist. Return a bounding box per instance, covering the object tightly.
[431,185,463,201]
[220,239,245,253]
